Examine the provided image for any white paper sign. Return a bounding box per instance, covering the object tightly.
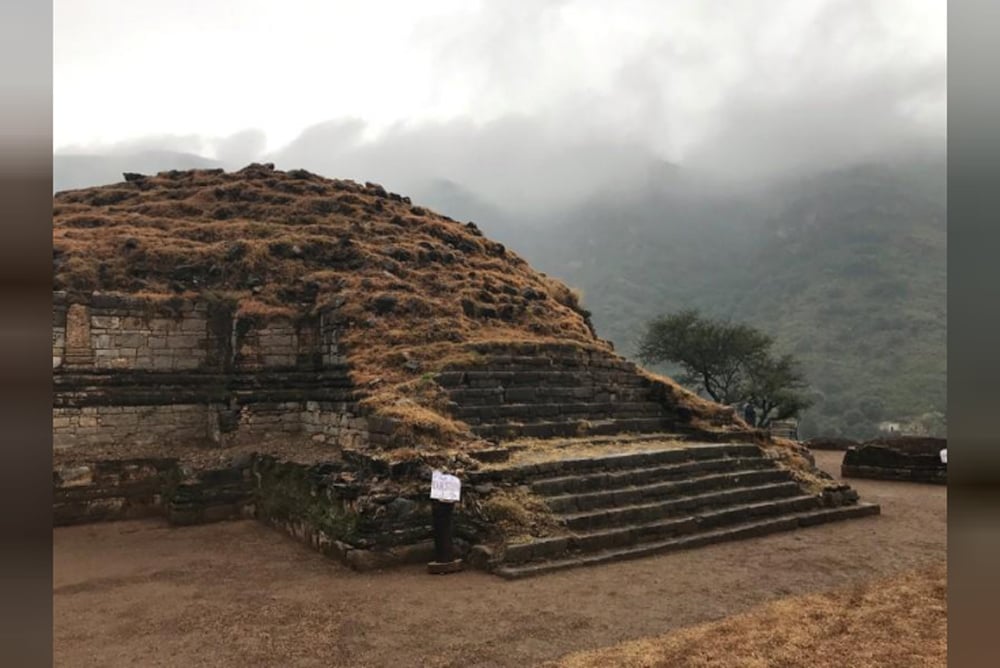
[430,470,461,502]
[940,449,947,464]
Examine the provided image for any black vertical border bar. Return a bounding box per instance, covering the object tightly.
[949,1,1000,666]
[0,0,53,665]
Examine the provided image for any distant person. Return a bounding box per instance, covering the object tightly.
[743,402,757,427]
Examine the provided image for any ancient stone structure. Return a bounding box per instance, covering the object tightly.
[52,165,879,575]
[804,437,858,451]
[53,291,363,452]
[842,437,947,485]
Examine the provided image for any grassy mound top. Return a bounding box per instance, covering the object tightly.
[53,164,730,450]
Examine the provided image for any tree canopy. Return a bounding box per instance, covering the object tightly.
[637,309,813,427]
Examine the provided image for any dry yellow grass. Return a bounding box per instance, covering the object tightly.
[636,368,743,431]
[548,562,947,668]
[478,486,564,540]
[762,437,843,494]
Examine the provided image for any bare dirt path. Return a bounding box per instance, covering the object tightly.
[54,451,946,667]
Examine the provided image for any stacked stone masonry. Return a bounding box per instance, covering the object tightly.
[438,343,686,440]
[52,296,881,577]
[52,292,368,452]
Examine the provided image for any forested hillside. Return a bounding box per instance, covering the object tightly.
[503,157,946,440]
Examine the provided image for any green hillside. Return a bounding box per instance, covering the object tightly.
[512,158,946,440]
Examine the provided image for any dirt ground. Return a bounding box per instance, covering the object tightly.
[53,451,946,667]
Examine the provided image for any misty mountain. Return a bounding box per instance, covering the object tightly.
[502,156,947,440]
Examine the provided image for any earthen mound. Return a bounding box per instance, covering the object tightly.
[53,164,736,459]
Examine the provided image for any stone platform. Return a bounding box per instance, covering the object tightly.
[52,307,881,577]
[842,437,947,485]
[466,437,878,579]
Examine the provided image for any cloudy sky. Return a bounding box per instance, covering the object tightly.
[54,0,945,204]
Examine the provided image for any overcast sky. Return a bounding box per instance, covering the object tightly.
[54,0,945,205]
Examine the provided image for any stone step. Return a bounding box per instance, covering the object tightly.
[437,369,651,389]
[505,432,684,449]
[493,503,882,579]
[446,386,655,406]
[503,493,821,565]
[694,494,821,529]
[558,482,803,532]
[456,353,638,371]
[467,442,764,483]
[473,416,679,440]
[544,468,794,513]
[455,401,666,419]
[457,354,592,368]
[530,456,779,496]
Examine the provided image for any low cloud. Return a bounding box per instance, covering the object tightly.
[54,0,945,211]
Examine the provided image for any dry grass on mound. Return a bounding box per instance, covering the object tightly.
[53,166,627,449]
[53,165,739,448]
[549,562,947,668]
[636,369,740,431]
[484,436,690,469]
[478,486,564,540]
[762,437,842,494]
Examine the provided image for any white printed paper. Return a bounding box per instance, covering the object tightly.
[430,470,461,502]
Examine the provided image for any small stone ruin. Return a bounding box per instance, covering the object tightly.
[842,436,947,485]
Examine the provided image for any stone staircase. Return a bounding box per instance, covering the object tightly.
[438,343,683,441]
[468,440,880,579]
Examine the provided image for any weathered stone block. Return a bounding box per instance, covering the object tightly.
[152,356,176,370]
[166,334,200,349]
[181,318,206,332]
[55,465,94,487]
[90,315,120,329]
[118,333,146,348]
[172,356,202,370]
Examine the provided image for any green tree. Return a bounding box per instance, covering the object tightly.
[637,309,813,427]
[743,353,813,427]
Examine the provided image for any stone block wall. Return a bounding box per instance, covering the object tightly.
[235,319,298,370]
[53,456,255,527]
[53,294,217,372]
[53,404,215,450]
[52,292,346,374]
[53,291,368,454]
[301,401,371,448]
[250,456,477,571]
[53,458,180,525]
[842,438,947,485]
[89,310,210,371]
[220,401,306,446]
